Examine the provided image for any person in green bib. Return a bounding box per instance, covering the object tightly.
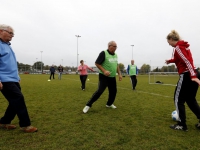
[83,41,122,113]
[127,60,138,90]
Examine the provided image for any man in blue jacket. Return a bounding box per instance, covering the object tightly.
[0,24,37,133]
[49,65,56,80]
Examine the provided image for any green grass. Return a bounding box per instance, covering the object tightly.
[1,74,200,150]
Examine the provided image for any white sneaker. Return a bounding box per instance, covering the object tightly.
[83,106,90,113]
[106,104,117,109]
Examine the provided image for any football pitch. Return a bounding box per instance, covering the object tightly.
[1,74,200,150]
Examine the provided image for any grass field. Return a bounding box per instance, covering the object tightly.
[1,74,200,150]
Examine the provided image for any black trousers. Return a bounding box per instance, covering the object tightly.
[86,73,117,107]
[174,72,200,126]
[130,75,137,89]
[0,82,31,127]
[80,75,88,90]
[49,72,55,79]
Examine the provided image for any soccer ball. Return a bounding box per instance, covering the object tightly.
[171,110,179,121]
[87,79,90,81]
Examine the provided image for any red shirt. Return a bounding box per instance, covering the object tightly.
[168,40,196,79]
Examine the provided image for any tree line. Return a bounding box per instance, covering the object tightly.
[18,61,182,73]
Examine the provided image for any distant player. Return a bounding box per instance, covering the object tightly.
[57,65,63,80]
[49,65,55,80]
[77,60,94,90]
[127,60,138,90]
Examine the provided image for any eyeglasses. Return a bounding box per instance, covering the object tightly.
[109,45,117,48]
[3,30,14,36]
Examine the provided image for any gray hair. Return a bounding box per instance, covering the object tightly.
[0,24,14,31]
[108,41,116,47]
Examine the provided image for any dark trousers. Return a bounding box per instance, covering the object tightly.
[0,82,31,127]
[86,73,117,107]
[50,72,55,79]
[174,72,200,126]
[130,75,137,89]
[80,75,88,89]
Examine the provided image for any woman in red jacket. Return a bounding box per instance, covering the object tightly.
[165,30,200,131]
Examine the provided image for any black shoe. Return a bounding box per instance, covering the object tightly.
[170,124,188,131]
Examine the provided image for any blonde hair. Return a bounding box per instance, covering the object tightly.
[166,30,181,41]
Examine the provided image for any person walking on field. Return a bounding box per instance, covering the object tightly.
[165,30,200,131]
[58,65,63,80]
[83,41,122,113]
[77,60,94,91]
[127,60,138,90]
[49,65,55,80]
[0,24,37,133]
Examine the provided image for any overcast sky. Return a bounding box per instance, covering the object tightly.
[1,0,200,69]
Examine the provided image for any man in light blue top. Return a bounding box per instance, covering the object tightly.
[0,24,37,133]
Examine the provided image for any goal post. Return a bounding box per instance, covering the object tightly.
[149,72,179,86]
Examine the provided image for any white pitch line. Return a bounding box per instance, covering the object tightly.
[118,86,173,98]
[64,77,173,99]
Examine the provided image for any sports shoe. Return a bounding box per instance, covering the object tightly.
[170,124,188,131]
[0,123,17,129]
[83,106,90,113]
[82,89,85,91]
[20,126,38,133]
[106,104,117,109]
[195,122,200,129]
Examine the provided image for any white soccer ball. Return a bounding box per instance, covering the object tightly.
[171,110,179,121]
[87,79,90,81]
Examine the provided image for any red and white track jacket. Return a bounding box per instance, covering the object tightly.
[168,40,197,79]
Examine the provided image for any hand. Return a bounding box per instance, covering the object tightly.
[104,70,110,76]
[192,78,200,86]
[165,60,170,64]
[119,75,122,81]
[0,82,3,90]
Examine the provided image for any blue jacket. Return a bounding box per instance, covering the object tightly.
[0,39,20,82]
[50,67,55,73]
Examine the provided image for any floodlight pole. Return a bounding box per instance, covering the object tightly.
[75,35,81,72]
[40,51,43,73]
[150,60,151,72]
[131,45,134,60]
